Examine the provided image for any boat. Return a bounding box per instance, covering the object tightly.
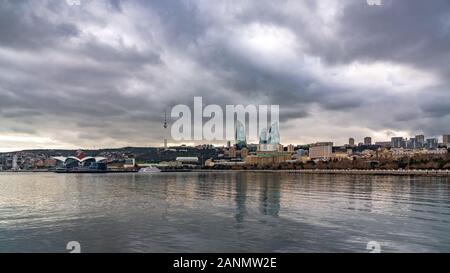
[138,165,162,173]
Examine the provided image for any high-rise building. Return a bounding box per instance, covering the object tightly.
[443,135,450,147]
[163,111,168,148]
[267,122,280,145]
[426,138,439,150]
[309,142,333,160]
[349,138,355,146]
[259,129,268,145]
[258,123,281,152]
[391,137,406,149]
[364,137,372,145]
[235,121,247,150]
[287,144,295,153]
[416,135,425,148]
[406,138,419,149]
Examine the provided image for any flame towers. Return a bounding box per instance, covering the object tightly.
[267,122,280,145]
[258,122,281,152]
[235,120,247,150]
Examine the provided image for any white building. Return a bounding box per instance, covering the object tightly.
[309,142,333,160]
[176,157,199,164]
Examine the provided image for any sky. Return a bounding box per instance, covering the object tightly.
[0,0,449,152]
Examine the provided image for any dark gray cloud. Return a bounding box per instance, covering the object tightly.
[0,0,449,151]
[0,0,79,49]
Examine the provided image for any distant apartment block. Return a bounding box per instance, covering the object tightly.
[287,144,295,153]
[375,141,391,148]
[245,153,291,166]
[426,138,439,149]
[407,138,420,149]
[416,135,425,148]
[309,142,333,160]
[348,138,355,146]
[391,137,406,149]
[444,135,450,147]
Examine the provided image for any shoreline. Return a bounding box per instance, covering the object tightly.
[194,169,450,177]
[1,169,449,177]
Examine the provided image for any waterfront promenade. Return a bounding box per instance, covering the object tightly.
[196,169,450,177]
[1,169,449,177]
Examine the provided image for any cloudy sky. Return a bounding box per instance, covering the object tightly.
[0,0,449,152]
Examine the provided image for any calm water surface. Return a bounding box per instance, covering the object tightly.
[0,172,449,253]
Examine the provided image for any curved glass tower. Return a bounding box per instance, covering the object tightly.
[235,120,247,149]
[268,122,280,145]
[259,128,268,144]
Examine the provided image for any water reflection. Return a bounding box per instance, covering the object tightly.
[0,172,449,253]
[258,174,281,217]
[235,174,247,223]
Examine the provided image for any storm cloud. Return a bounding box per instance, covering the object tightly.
[0,0,449,151]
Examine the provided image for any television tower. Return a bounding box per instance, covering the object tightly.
[163,111,168,149]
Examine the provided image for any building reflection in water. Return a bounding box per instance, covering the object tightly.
[234,173,281,223]
[234,173,248,223]
[259,174,281,217]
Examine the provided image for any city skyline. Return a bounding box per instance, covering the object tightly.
[1,0,450,152]
[1,132,448,154]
